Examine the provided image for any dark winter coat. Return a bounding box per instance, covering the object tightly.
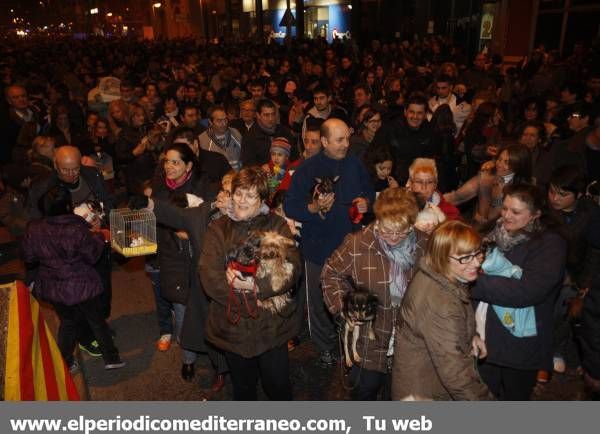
[471,230,567,371]
[26,166,114,221]
[372,122,437,184]
[21,214,105,306]
[199,212,301,358]
[283,151,376,265]
[152,172,213,305]
[152,199,213,353]
[392,259,494,401]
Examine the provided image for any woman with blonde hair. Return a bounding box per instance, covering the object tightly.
[322,187,428,400]
[391,220,494,400]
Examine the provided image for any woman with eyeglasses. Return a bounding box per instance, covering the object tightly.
[349,106,382,160]
[471,183,567,400]
[391,220,494,400]
[199,166,301,400]
[321,187,428,400]
[407,158,461,222]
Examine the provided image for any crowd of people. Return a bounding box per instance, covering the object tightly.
[1,33,599,401]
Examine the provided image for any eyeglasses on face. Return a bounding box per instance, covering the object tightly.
[233,190,260,202]
[449,250,485,264]
[411,178,436,187]
[375,223,413,238]
[58,167,80,175]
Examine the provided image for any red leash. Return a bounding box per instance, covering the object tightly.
[226,260,259,325]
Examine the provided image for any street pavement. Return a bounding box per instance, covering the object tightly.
[75,257,588,401]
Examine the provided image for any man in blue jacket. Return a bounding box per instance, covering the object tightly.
[284,118,375,367]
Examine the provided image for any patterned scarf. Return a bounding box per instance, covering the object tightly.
[377,229,417,306]
[165,170,192,191]
[484,218,532,252]
[207,127,241,170]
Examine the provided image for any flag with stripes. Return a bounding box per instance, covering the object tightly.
[2,281,80,400]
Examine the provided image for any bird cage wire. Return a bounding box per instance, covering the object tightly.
[110,208,157,257]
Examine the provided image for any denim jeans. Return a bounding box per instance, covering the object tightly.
[148,270,173,336]
[173,302,197,365]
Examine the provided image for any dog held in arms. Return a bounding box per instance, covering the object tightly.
[227,230,297,314]
[312,175,339,219]
[341,287,379,368]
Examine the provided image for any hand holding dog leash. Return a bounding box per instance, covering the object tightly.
[226,266,255,291]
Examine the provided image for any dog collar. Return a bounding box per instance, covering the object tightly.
[229,260,258,275]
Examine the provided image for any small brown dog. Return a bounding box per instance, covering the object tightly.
[341,287,379,368]
[256,231,297,314]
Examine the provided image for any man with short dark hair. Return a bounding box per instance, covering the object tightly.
[428,75,471,134]
[553,102,593,177]
[198,106,242,171]
[247,80,265,104]
[372,94,437,183]
[179,104,205,136]
[241,99,295,166]
[229,99,256,137]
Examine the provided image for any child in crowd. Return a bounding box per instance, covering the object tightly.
[363,144,399,194]
[22,186,125,372]
[262,137,297,198]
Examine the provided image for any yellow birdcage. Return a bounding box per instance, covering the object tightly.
[109,208,157,257]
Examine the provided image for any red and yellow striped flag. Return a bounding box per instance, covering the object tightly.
[3,281,79,401]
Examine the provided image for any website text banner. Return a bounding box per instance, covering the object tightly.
[1,402,595,434]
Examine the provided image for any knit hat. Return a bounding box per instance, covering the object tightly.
[270,137,291,156]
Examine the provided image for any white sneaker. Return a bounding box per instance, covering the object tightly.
[553,356,566,373]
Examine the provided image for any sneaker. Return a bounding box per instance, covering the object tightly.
[537,369,550,383]
[553,356,566,374]
[68,361,80,374]
[156,334,172,352]
[105,360,126,370]
[79,340,102,357]
[317,350,337,368]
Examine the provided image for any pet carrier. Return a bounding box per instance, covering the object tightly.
[109,208,157,257]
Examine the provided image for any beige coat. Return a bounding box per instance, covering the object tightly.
[391,259,494,400]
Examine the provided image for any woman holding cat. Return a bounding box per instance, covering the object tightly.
[391,220,494,400]
[199,166,301,400]
[321,187,428,400]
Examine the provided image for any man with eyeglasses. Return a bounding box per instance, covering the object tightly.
[552,102,592,179]
[26,145,116,339]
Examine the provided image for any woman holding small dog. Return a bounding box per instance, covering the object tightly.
[321,187,428,400]
[391,220,494,400]
[199,166,301,400]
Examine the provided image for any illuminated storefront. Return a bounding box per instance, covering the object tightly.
[302,0,351,42]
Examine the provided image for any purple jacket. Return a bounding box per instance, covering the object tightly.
[22,214,105,306]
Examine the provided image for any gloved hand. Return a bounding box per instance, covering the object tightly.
[128,195,149,210]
